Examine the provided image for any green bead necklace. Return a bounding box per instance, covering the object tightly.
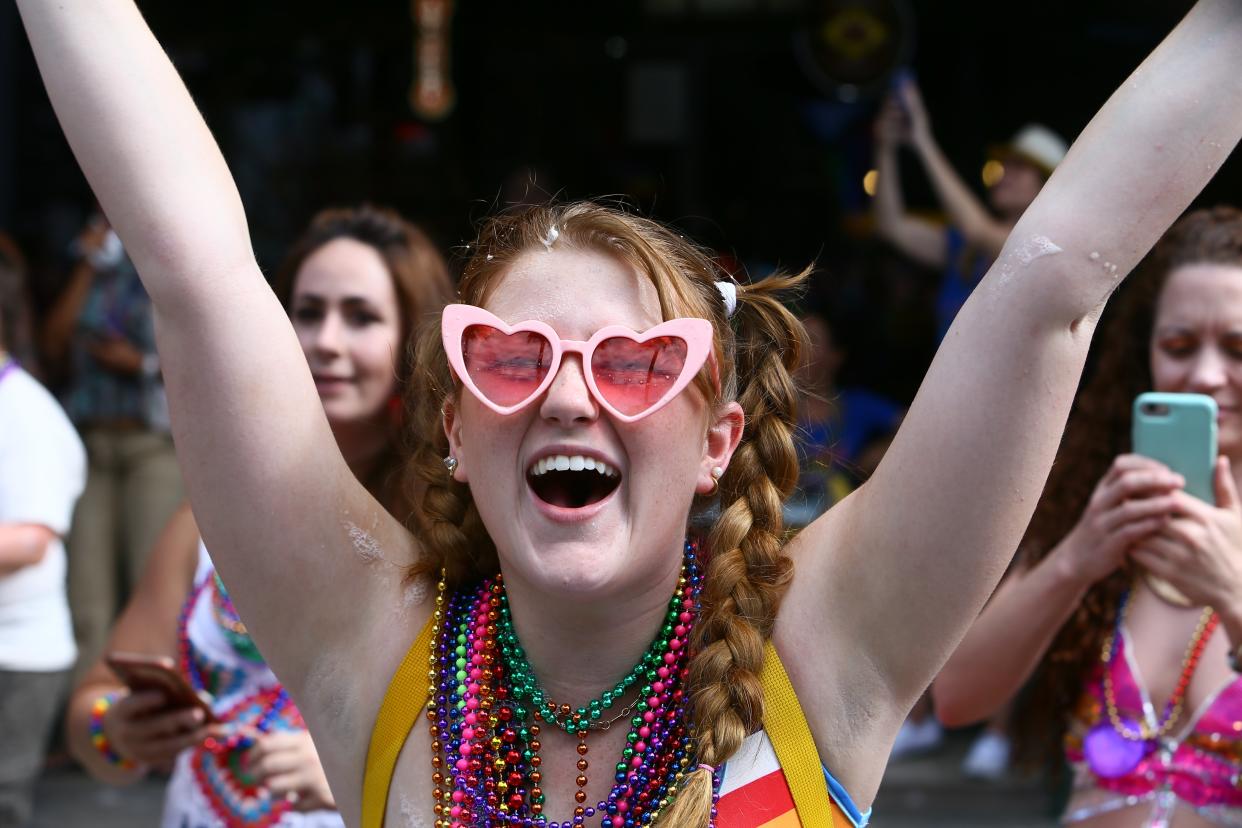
[496,561,688,736]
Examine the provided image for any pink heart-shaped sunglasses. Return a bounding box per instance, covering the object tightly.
[441,304,716,422]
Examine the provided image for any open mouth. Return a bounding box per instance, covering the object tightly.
[527,454,621,509]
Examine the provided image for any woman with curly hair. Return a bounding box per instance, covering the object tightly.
[14,0,1242,826]
[935,207,1242,826]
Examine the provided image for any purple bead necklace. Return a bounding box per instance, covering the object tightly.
[425,540,721,828]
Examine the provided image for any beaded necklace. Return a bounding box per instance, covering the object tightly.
[1083,588,1218,779]
[427,539,721,828]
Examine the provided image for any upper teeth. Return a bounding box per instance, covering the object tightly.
[530,455,617,477]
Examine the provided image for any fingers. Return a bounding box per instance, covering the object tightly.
[263,774,332,812]
[263,771,305,798]
[1129,547,1173,579]
[112,690,170,717]
[1105,514,1169,548]
[1217,457,1241,512]
[1158,515,1208,551]
[1093,457,1183,511]
[126,726,212,764]
[246,744,303,780]
[1104,454,1174,481]
[245,731,314,781]
[1130,529,1199,583]
[124,706,207,743]
[1098,493,1177,533]
[1167,489,1216,522]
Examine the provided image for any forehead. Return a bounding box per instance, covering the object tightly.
[292,237,396,304]
[1155,263,1242,325]
[484,247,665,337]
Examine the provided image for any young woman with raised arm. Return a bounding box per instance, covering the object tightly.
[15,1,1242,825]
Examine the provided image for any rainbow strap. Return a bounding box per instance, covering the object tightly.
[361,617,835,827]
[89,691,141,772]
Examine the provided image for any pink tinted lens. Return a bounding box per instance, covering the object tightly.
[591,336,689,416]
[462,325,554,406]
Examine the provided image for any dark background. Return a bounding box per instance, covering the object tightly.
[3,0,1233,399]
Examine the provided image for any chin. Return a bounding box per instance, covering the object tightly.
[503,534,634,596]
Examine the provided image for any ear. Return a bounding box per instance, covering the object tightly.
[442,397,469,483]
[698,401,745,494]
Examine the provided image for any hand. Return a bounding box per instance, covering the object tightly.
[245,730,336,812]
[892,76,932,145]
[88,336,144,376]
[1130,457,1242,609]
[1055,454,1184,585]
[874,94,912,150]
[103,690,213,769]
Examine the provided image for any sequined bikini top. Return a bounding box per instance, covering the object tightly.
[1064,624,1242,825]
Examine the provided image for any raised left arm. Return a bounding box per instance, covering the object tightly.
[777,0,1242,801]
[901,78,1012,258]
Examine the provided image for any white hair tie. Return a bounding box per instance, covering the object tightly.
[541,225,560,251]
[715,281,738,317]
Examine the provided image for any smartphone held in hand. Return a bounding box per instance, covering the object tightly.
[105,652,216,723]
[1131,392,1218,606]
[1132,392,1218,504]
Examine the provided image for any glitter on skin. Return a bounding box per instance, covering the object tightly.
[346,519,384,564]
[400,793,432,828]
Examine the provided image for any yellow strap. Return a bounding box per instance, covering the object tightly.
[760,640,836,827]
[361,614,435,828]
[362,622,836,828]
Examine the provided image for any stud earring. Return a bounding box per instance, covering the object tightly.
[443,456,459,476]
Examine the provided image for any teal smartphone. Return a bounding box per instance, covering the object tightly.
[1132,392,1218,504]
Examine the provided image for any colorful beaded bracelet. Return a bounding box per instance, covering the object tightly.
[89,691,141,772]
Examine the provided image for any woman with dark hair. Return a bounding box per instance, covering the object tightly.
[273,205,453,514]
[63,206,452,828]
[935,207,1242,826]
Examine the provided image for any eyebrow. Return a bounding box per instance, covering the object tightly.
[293,293,383,309]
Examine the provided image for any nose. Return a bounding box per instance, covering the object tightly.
[1187,347,1228,394]
[311,311,344,358]
[539,354,599,425]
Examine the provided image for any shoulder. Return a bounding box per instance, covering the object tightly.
[0,370,83,458]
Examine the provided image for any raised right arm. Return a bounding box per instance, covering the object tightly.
[873,97,948,269]
[17,0,418,735]
[899,79,1012,259]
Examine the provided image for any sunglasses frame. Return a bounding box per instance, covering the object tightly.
[442,303,715,423]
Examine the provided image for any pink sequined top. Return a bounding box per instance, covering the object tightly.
[1064,625,1242,825]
